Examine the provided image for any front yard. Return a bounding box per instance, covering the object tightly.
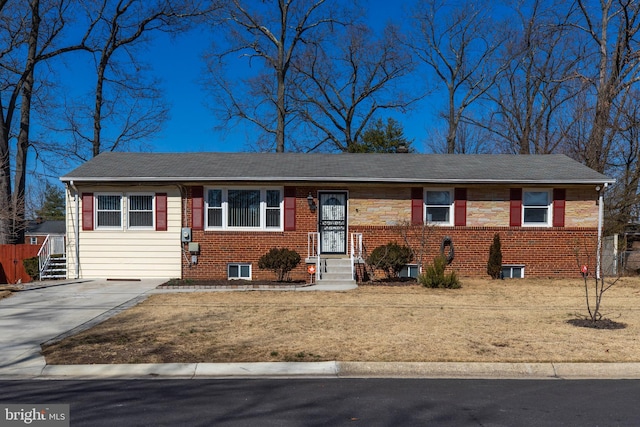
[42,277,640,364]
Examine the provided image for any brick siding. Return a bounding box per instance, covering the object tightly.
[182,185,599,280]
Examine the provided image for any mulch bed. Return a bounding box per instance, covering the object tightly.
[157,279,312,289]
[157,278,418,289]
[566,318,627,330]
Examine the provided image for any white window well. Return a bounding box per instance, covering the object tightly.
[228,263,251,280]
[502,265,525,279]
[205,188,283,230]
[425,189,453,225]
[400,264,420,278]
[523,189,551,226]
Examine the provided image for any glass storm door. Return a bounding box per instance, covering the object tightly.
[319,192,347,254]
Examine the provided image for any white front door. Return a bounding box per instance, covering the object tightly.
[319,192,347,254]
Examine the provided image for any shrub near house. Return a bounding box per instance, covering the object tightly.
[258,248,301,282]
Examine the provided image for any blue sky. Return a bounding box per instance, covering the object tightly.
[134,1,432,154]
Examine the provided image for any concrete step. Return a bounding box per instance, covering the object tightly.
[318,258,354,282]
[315,279,357,287]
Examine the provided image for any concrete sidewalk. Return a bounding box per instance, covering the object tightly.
[25,361,640,380]
[2,279,640,381]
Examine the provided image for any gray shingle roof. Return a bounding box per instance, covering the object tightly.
[60,152,615,185]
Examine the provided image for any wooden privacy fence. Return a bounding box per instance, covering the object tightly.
[0,244,40,284]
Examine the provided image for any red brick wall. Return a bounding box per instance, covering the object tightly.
[182,186,598,280]
[352,225,596,278]
[183,186,318,281]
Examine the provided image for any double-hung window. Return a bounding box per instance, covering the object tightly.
[425,189,453,225]
[128,194,154,229]
[95,194,122,229]
[205,188,283,230]
[523,190,551,226]
[94,193,156,229]
[207,189,223,227]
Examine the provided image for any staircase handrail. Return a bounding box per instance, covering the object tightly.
[37,234,51,280]
[350,233,363,280]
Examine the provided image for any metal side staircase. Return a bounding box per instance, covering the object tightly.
[316,257,357,286]
[40,255,67,280]
[38,235,67,280]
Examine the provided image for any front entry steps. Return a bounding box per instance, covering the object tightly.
[315,257,357,287]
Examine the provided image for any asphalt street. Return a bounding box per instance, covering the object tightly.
[2,378,640,426]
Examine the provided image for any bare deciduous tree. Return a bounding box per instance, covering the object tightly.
[51,0,213,162]
[482,0,582,155]
[292,23,417,152]
[573,241,622,328]
[0,0,92,244]
[573,0,640,173]
[410,0,506,153]
[206,0,347,152]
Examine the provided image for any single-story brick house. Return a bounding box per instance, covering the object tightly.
[60,152,614,282]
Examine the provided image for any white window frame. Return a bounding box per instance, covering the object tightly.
[424,188,454,226]
[29,237,38,245]
[126,193,155,230]
[205,187,284,231]
[502,264,525,279]
[522,189,552,227]
[95,193,123,230]
[228,263,252,280]
[400,264,420,279]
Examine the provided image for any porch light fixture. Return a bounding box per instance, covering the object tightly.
[307,193,317,212]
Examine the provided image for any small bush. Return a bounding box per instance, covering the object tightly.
[258,247,301,281]
[22,257,39,280]
[487,233,503,279]
[367,242,413,279]
[419,255,460,289]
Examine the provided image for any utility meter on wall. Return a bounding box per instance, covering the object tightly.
[181,227,192,243]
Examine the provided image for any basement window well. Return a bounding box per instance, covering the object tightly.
[228,263,251,280]
[400,264,420,278]
[501,264,525,279]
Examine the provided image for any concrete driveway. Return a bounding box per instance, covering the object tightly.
[0,279,165,377]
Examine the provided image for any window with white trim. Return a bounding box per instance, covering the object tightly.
[95,193,122,229]
[29,237,38,245]
[425,189,453,225]
[207,189,223,227]
[205,188,283,230]
[523,189,551,226]
[228,263,251,280]
[128,194,154,229]
[400,264,419,278]
[502,265,525,279]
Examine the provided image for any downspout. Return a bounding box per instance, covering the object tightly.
[596,183,607,279]
[70,180,80,279]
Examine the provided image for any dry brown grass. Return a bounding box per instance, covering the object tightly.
[42,277,640,364]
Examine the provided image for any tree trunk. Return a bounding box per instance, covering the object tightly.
[276,67,286,152]
[11,0,40,244]
[0,129,11,244]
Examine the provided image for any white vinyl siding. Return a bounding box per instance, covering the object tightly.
[67,187,181,279]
